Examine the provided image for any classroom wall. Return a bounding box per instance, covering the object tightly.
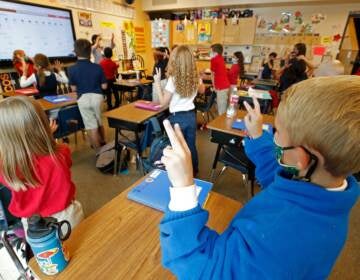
[142,0,360,11]
[15,0,154,72]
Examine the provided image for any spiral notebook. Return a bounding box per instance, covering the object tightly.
[127,169,213,212]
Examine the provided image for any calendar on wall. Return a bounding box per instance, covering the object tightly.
[151,20,170,48]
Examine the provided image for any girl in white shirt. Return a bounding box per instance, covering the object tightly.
[20,53,68,98]
[154,45,205,174]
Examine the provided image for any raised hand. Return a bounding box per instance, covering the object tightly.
[53,60,63,72]
[49,118,58,134]
[243,96,263,139]
[161,120,194,188]
[154,67,162,84]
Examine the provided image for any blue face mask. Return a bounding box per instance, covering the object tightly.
[274,138,318,181]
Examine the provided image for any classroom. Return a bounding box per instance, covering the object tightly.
[0,0,359,279]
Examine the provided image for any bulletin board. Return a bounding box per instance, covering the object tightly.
[151,20,170,48]
[60,0,136,59]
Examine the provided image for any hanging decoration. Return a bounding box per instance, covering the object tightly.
[197,21,211,42]
[294,11,303,25]
[311,13,326,24]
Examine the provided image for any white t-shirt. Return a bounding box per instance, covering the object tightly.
[165,76,197,113]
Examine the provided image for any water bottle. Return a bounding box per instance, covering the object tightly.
[27,215,71,275]
[226,86,239,118]
[135,70,140,80]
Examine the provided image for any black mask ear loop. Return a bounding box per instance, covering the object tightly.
[301,147,318,182]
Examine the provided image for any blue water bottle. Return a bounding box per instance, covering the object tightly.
[27,215,71,275]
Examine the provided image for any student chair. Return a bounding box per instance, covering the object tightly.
[215,145,256,200]
[53,105,85,144]
[195,88,217,129]
[131,54,145,70]
[57,82,72,95]
[0,186,33,280]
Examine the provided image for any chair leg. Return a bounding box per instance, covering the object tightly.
[211,165,227,183]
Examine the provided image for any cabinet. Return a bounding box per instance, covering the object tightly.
[223,17,257,45]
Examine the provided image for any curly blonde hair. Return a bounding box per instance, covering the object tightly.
[167,45,198,98]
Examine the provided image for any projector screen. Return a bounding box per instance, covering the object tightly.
[0,0,76,67]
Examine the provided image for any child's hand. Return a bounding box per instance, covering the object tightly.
[154,67,162,84]
[53,60,63,72]
[49,119,58,134]
[243,97,263,139]
[161,120,194,188]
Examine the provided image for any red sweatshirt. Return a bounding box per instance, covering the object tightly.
[0,144,76,218]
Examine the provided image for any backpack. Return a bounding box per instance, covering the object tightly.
[143,118,170,173]
[95,141,129,174]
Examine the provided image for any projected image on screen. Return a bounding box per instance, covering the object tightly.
[0,0,76,64]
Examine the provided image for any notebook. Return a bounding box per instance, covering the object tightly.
[127,169,213,212]
[247,87,272,100]
[15,88,39,95]
[134,100,162,111]
[232,119,273,134]
[43,95,75,104]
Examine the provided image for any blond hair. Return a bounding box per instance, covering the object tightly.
[167,45,199,97]
[277,76,360,177]
[0,96,57,191]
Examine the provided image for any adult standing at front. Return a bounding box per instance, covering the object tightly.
[210,44,230,115]
[91,33,115,64]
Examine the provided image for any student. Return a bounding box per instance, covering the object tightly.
[100,47,120,110]
[227,51,244,87]
[279,43,308,92]
[262,52,277,79]
[154,45,203,175]
[20,53,68,98]
[152,47,169,102]
[91,33,115,64]
[68,39,107,149]
[12,49,35,78]
[159,76,360,279]
[0,96,84,232]
[210,44,230,115]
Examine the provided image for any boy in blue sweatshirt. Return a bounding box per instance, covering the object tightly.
[159,76,360,279]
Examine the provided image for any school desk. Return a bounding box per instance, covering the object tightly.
[28,176,242,280]
[252,78,279,90]
[114,79,153,103]
[118,69,147,80]
[103,101,168,175]
[36,93,78,112]
[207,111,275,196]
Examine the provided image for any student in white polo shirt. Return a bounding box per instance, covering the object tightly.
[154,45,205,175]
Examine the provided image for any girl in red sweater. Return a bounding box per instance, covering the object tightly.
[227,51,245,86]
[0,96,84,232]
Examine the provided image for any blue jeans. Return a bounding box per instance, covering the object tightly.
[168,110,199,173]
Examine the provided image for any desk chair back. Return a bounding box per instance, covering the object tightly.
[217,145,256,198]
[131,54,145,70]
[195,88,217,128]
[53,105,84,144]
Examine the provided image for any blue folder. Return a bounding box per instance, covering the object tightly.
[43,95,75,104]
[232,119,273,134]
[127,169,213,212]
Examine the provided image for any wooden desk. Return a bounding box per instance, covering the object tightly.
[29,176,242,279]
[114,79,153,103]
[103,102,168,175]
[36,93,78,112]
[252,78,279,91]
[207,111,275,195]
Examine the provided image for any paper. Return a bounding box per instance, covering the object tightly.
[313,46,326,56]
[320,36,332,45]
[100,21,116,29]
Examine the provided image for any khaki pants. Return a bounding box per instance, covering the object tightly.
[215,88,229,115]
[22,200,84,238]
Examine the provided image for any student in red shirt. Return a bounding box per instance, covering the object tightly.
[210,44,230,115]
[12,49,35,78]
[0,96,84,232]
[227,51,244,86]
[100,47,119,110]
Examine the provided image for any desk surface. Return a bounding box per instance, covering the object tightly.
[252,79,278,87]
[103,101,167,124]
[36,93,78,111]
[114,79,152,87]
[29,176,242,279]
[207,110,275,137]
